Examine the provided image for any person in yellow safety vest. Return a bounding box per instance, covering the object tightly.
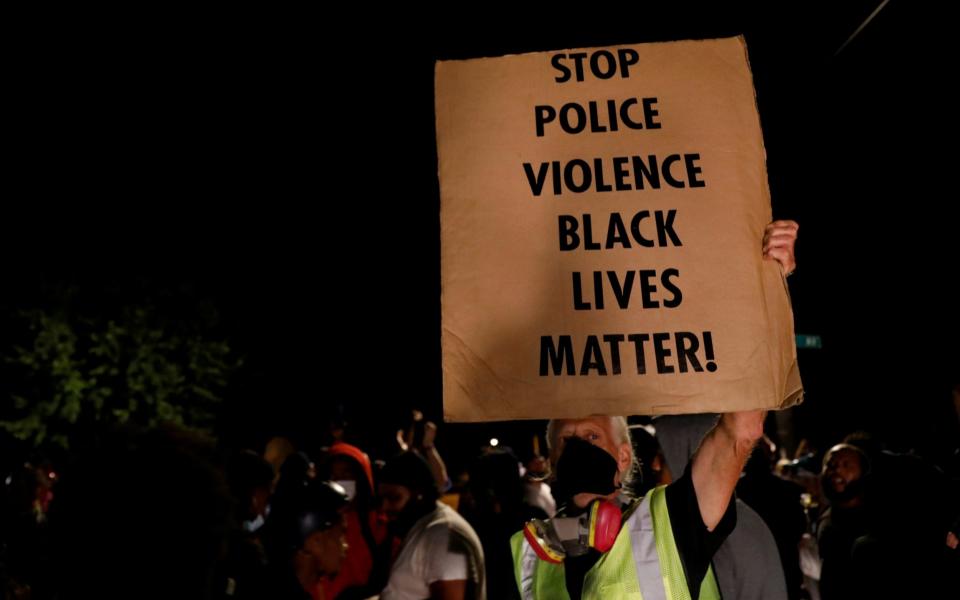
[511,220,799,600]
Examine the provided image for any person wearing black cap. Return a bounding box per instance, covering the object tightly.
[263,480,350,600]
[378,451,485,600]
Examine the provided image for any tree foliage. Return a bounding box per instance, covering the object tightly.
[1,304,239,449]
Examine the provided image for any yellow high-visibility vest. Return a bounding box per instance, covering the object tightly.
[511,486,721,600]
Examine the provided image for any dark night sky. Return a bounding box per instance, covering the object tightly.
[4,3,957,469]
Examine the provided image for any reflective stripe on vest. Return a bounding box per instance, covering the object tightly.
[511,486,721,600]
[648,486,721,600]
[627,493,667,600]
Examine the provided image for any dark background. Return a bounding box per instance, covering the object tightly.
[4,2,957,471]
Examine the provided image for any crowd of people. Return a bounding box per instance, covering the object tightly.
[1,223,958,599]
[2,399,957,600]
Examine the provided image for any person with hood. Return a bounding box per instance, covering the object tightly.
[318,441,388,599]
[656,414,792,600]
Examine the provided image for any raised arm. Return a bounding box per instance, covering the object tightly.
[690,410,764,529]
[692,219,798,529]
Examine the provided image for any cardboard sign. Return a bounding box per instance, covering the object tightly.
[436,37,802,421]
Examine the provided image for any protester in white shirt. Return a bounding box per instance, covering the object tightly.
[379,452,485,600]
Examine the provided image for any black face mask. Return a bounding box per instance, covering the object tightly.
[551,436,620,513]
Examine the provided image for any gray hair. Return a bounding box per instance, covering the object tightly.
[545,416,638,491]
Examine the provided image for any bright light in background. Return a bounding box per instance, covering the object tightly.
[489,438,499,447]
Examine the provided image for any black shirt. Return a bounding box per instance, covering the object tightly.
[665,467,737,599]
